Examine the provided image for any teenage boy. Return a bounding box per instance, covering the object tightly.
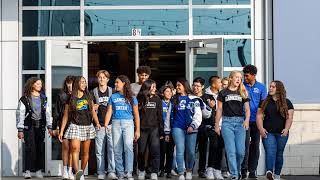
[131,66,151,96]
[92,70,117,180]
[241,65,267,179]
[193,77,224,180]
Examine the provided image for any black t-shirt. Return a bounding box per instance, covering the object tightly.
[217,89,250,117]
[73,95,92,126]
[259,98,294,133]
[94,89,111,126]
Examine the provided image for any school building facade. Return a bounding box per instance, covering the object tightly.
[0,0,319,177]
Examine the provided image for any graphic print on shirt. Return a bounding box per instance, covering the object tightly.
[145,102,156,109]
[225,94,243,102]
[253,87,260,94]
[76,99,88,110]
[98,96,109,106]
[178,100,186,110]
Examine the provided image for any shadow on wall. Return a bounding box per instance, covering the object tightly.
[1,142,19,176]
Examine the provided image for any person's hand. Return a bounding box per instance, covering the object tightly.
[165,135,170,142]
[48,129,53,136]
[134,131,140,142]
[160,136,164,140]
[17,132,24,139]
[243,120,249,130]
[259,128,268,138]
[94,104,99,111]
[187,127,193,134]
[215,126,221,136]
[52,129,59,137]
[105,126,111,134]
[58,132,63,142]
[96,123,101,130]
[281,128,289,136]
[208,99,215,108]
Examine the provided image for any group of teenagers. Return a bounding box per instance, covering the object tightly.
[16,65,294,180]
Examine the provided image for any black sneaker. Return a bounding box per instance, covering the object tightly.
[241,170,248,179]
[159,171,165,177]
[145,173,151,179]
[166,173,172,179]
[198,171,206,178]
[248,172,257,179]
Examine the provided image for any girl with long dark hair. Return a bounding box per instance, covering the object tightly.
[59,76,100,180]
[214,71,250,180]
[104,75,140,180]
[16,77,52,179]
[256,81,294,180]
[169,78,203,180]
[136,79,163,180]
[53,75,75,180]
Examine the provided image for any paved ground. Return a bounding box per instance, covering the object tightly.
[2,176,320,180]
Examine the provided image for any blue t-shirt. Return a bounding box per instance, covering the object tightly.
[172,96,188,130]
[162,100,170,122]
[108,92,138,120]
[244,81,267,122]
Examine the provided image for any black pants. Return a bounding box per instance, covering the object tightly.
[241,122,260,173]
[197,128,224,172]
[23,126,45,172]
[138,127,160,173]
[159,135,174,173]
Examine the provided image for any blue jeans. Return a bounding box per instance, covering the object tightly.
[112,120,134,177]
[221,116,246,179]
[172,128,197,175]
[95,125,116,175]
[262,133,288,175]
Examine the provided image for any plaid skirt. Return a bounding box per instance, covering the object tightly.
[64,123,96,141]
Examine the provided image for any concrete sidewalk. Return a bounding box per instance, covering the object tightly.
[2,176,320,180]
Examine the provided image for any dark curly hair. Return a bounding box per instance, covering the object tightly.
[24,77,44,96]
[137,66,151,75]
[243,64,257,75]
[260,80,288,119]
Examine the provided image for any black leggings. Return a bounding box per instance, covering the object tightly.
[160,135,174,173]
[138,128,161,173]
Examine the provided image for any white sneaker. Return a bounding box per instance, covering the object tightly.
[206,167,214,180]
[178,175,185,180]
[185,172,192,180]
[24,170,32,179]
[62,171,69,180]
[98,174,105,180]
[80,175,85,180]
[69,171,74,180]
[126,173,134,180]
[221,171,230,178]
[151,173,158,180]
[213,169,224,180]
[108,172,118,180]
[171,170,178,176]
[35,170,43,178]
[138,171,146,180]
[274,174,281,180]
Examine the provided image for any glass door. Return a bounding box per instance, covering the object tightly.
[186,38,223,86]
[45,40,87,176]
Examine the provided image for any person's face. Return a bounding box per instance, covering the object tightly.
[33,80,42,92]
[66,82,73,93]
[138,73,149,83]
[98,73,109,86]
[268,82,277,96]
[244,73,255,84]
[176,82,186,95]
[79,77,87,91]
[211,79,222,90]
[115,78,125,91]
[163,88,173,100]
[192,82,203,95]
[230,73,242,88]
[222,80,229,89]
[150,83,157,95]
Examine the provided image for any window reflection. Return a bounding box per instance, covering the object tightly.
[193,9,251,35]
[224,39,251,67]
[23,0,80,6]
[23,10,80,36]
[23,41,45,70]
[85,10,188,36]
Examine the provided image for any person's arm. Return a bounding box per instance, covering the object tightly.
[104,105,113,127]
[243,101,250,129]
[58,104,69,142]
[158,98,164,137]
[214,101,223,136]
[91,101,101,129]
[187,99,202,133]
[282,109,294,136]
[16,99,26,139]
[45,100,53,136]
[133,104,140,142]
[256,108,267,138]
